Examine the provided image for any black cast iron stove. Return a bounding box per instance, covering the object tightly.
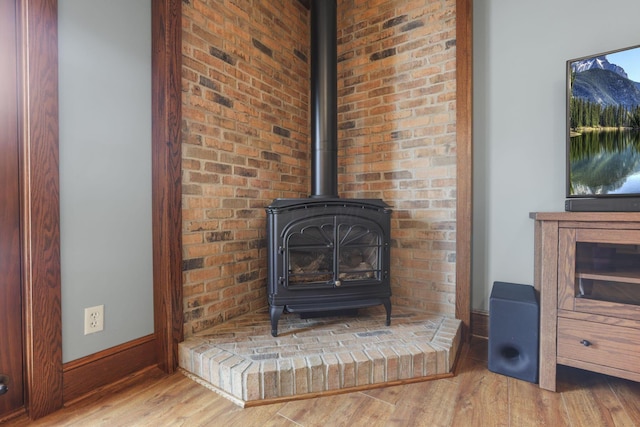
[266,0,392,337]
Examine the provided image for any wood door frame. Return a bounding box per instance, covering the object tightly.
[18,0,182,419]
[151,0,183,375]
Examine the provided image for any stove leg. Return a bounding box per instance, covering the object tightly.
[383,298,391,326]
[270,305,284,337]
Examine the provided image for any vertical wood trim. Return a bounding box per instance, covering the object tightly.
[557,228,576,311]
[471,310,488,338]
[535,219,559,391]
[18,0,63,418]
[152,0,183,373]
[0,0,25,416]
[455,0,473,341]
[16,0,182,419]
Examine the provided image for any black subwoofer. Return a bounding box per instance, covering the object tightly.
[488,281,539,383]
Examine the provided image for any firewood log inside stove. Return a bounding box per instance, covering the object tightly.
[335,249,372,279]
[339,262,374,279]
[341,249,367,267]
[290,253,328,273]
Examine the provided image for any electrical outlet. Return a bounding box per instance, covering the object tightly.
[84,305,104,335]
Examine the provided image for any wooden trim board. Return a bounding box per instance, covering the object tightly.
[455,0,473,342]
[471,310,489,339]
[19,0,64,418]
[63,335,158,404]
[17,0,183,419]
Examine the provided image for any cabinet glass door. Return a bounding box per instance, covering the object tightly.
[575,241,640,305]
[559,228,640,321]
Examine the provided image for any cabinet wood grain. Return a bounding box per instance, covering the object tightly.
[531,212,640,391]
[558,317,640,372]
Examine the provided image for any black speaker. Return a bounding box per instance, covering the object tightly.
[488,281,539,383]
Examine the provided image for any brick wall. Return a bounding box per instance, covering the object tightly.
[181,0,457,337]
[181,0,311,335]
[337,0,458,316]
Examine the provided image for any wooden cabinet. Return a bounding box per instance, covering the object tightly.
[531,212,640,391]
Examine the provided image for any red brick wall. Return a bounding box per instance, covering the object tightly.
[181,0,457,337]
[337,0,457,316]
[181,0,311,335]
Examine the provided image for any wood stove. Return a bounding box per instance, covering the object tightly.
[266,199,391,336]
[266,0,392,337]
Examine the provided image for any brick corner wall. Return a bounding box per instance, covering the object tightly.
[181,0,458,337]
[181,0,311,336]
[338,0,458,316]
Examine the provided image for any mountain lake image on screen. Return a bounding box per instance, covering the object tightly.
[567,44,640,198]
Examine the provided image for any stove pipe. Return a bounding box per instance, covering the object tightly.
[310,0,338,198]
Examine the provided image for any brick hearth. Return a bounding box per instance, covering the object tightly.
[179,307,461,407]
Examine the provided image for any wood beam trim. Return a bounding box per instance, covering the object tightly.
[19,0,184,419]
[19,0,64,418]
[455,0,473,342]
[152,0,183,373]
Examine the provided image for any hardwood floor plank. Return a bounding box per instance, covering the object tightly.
[560,366,636,426]
[465,335,488,363]
[608,377,640,425]
[107,376,218,425]
[343,394,394,427]
[6,338,640,427]
[450,356,509,426]
[196,401,286,426]
[385,379,458,426]
[260,414,303,426]
[361,382,405,405]
[509,377,569,426]
[7,369,169,426]
[173,380,288,427]
[277,392,380,427]
[60,375,189,427]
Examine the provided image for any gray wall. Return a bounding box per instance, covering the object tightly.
[473,0,640,311]
[59,0,154,362]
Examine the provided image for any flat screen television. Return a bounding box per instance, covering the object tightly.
[565,44,640,211]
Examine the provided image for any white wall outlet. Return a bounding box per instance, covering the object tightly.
[84,305,104,335]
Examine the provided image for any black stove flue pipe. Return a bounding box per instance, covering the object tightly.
[310,0,338,198]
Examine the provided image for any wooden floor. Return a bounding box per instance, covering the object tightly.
[7,337,640,426]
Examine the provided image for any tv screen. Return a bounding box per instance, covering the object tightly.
[567,44,640,200]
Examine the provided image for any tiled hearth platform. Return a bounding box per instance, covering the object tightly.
[179,307,461,407]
